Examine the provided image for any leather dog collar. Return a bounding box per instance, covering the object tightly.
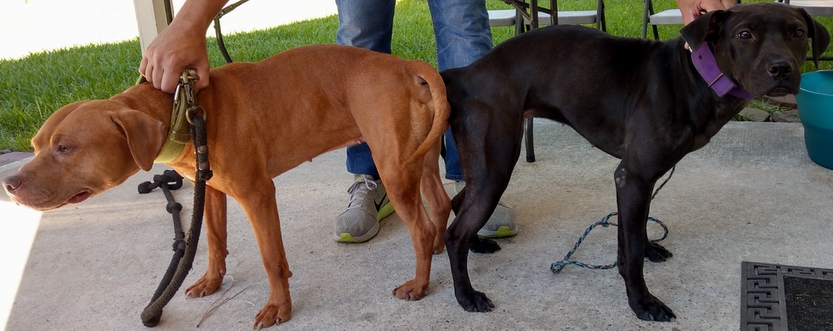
[134,75,190,164]
[153,77,194,164]
[690,44,754,99]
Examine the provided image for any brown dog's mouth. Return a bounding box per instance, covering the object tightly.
[67,190,91,204]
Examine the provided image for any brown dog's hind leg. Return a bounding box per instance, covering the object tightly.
[186,185,228,298]
[420,143,451,254]
[379,164,437,301]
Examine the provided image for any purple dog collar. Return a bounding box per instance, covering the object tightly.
[690,44,753,99]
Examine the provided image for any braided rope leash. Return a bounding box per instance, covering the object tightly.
[550,167,675,273]
[139,71,213,327]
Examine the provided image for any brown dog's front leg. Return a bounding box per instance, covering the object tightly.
[614,165,675,322]
[186,185,228,297]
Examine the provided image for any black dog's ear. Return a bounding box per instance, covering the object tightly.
[680,10,732,51]
[799,8,831,69]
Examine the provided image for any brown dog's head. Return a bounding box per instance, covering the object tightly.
[681,2,830,97]
[2,100,165,211]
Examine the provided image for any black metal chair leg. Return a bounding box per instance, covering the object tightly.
[525,118,535,162]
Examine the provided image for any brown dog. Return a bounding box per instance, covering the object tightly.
[2,44,452,328]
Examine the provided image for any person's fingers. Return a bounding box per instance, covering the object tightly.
[722,0,736,11]
[680,0,736,25]
[681,9,697,25]
[139,57,149,78]
[194,64,210,91]
[150,61,164,91]
[698,0,725,13]
[161,68,180,94]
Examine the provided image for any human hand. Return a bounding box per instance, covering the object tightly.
[676,0,735,25]
[139,22,211,93]
[138,0,227,93]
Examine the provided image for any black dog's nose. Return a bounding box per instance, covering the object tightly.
[3,175,21,195]
[768,61,792,78]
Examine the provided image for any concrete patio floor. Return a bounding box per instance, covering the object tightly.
[2,120,832,330]
[3,1,833,329]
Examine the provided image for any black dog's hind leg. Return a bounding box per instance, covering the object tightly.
[644,237,673,262]
[445,101,524,313]
[643,213,673,262]
[450,186,501,254]
[614,164,676,322]
[446,183,502,312]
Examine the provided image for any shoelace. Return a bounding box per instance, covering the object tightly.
[345,177,377,210]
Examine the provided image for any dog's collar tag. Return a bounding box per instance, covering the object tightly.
[690,45,753,99]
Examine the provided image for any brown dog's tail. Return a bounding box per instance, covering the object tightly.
[405,61,451,165]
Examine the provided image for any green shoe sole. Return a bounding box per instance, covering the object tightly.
[334,202,394,243]
[336,232,365,243]
[377,201,395,220]
[477,226,518,238]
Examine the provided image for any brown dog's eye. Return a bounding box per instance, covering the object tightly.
[794,29,805,38]
[57,145,69,154]
[737,31,752,39]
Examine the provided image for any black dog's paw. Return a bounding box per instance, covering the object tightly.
[644,242,673,263]
[469,237,501,254]
[630,295,676,322]
[456,290,495,312]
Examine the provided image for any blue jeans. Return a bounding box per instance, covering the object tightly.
[336,0,492,181]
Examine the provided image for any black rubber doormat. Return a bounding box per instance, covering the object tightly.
[741,261,833,331]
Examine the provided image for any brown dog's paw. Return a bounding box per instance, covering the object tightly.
[392,279,428,301]
[185,275,223,297]
[433,239,445,254]
[253,303,291,330]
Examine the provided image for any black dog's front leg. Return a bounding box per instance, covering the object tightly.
[614,165,676,322]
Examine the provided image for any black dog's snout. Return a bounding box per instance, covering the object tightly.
[767,61,793,78]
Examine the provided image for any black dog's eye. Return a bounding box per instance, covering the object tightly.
[737,30,752,39]
[794,29,805,38]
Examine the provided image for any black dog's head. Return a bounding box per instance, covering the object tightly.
[681,3,830,97]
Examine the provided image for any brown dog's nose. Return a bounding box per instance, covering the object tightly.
[3,175,21,195]
[768,61,793,78]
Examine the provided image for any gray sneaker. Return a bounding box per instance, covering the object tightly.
[334,175,395,243]
[455,181,519,238]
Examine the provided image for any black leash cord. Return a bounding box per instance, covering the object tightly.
[137,169,185,318]
[139,114,212,327]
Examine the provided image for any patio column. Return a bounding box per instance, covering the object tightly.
[133,0,169,54]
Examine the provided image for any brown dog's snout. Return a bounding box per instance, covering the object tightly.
[3,175,21,195]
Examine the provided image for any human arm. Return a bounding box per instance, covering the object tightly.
[138,0,229,92]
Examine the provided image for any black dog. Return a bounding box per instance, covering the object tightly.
[442,3,829,321]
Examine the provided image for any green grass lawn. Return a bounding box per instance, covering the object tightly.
[1,0,831,151]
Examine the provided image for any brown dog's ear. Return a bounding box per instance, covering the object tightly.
[111,109,166,171]
[799,8,831,69]
[680,10,732,51]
